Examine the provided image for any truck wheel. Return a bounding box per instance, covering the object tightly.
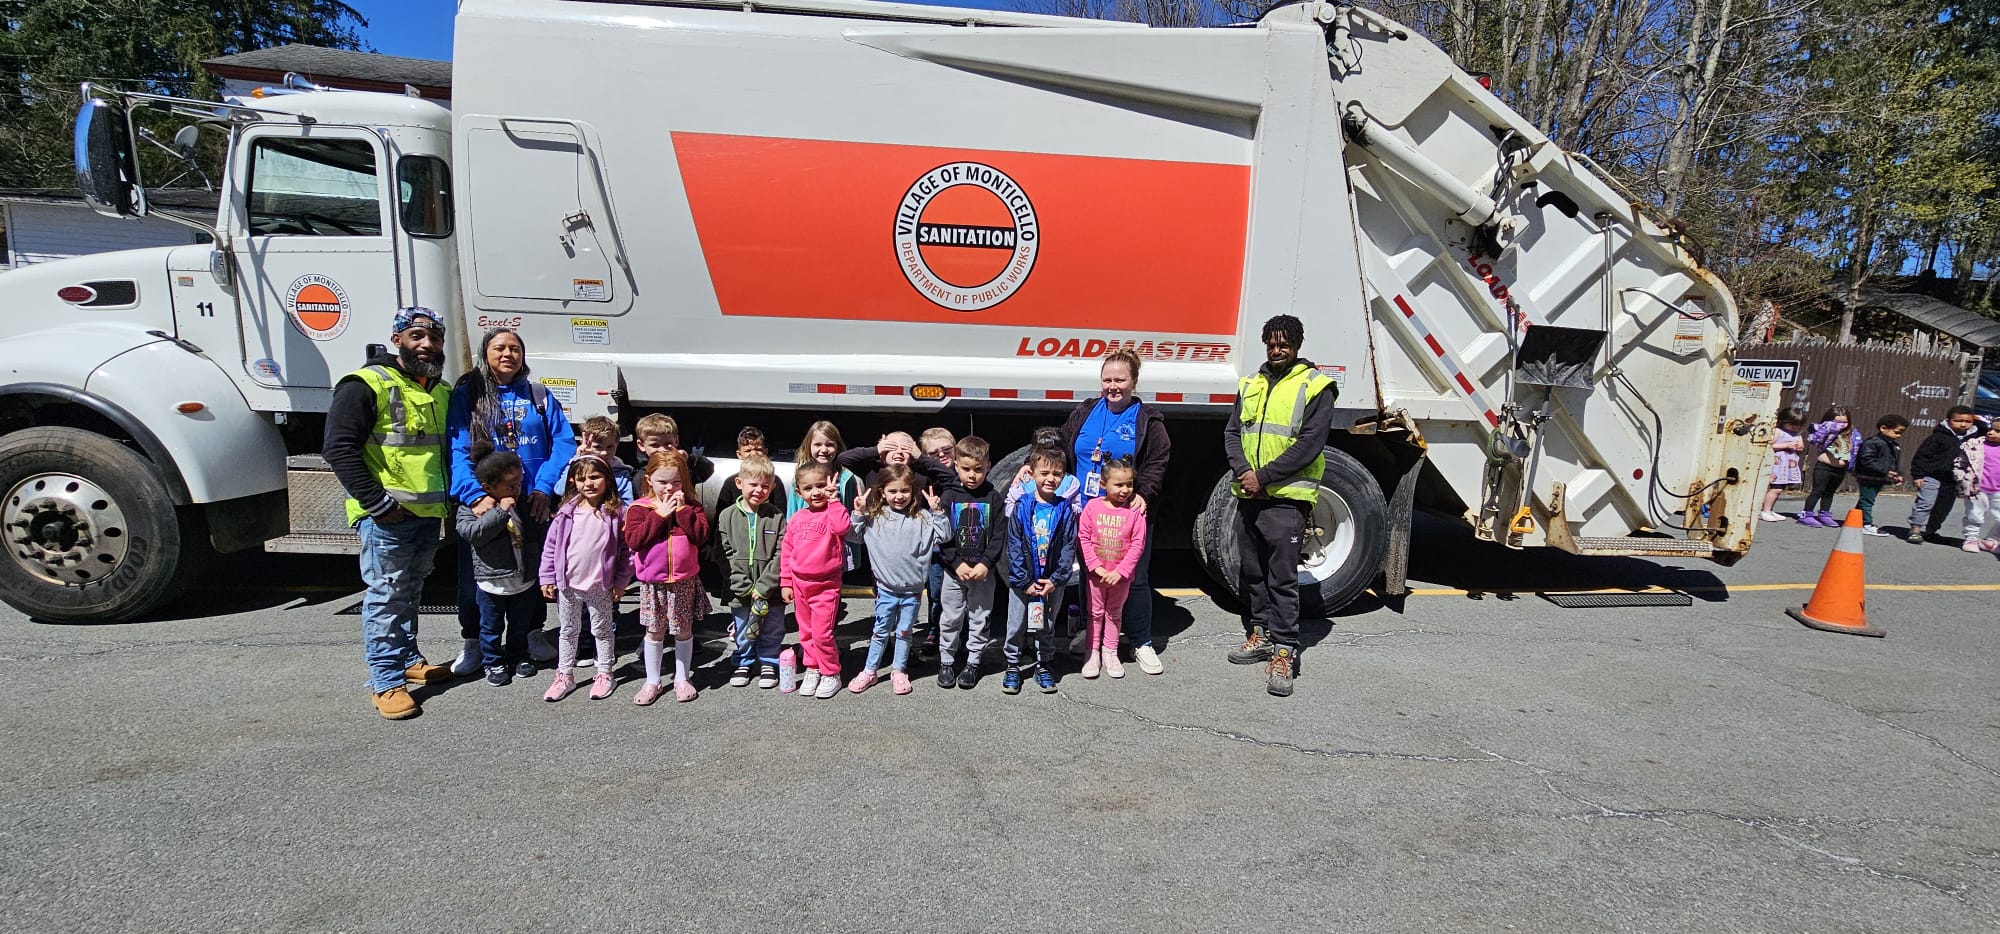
[0,428,203,622]
[992,444,1031,492]
[1195,447,1389,616]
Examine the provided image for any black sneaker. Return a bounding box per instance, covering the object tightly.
[957,666,981,690]
[513,659,536,679]
[485,665,511,687]
[937,665,956,689]
[1228,627,1274,664]
[1266,646,1296,697]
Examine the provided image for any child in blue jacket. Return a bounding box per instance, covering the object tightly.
[1002,449,1079,695]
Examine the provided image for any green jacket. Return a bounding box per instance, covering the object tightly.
[716,497,786,607]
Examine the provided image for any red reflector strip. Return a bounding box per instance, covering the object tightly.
[1154,392,1184,403]
[1210,393,1237,404]
[1046,389,1073,401]
[816,383,844,394]
[1396,293,1499,425]
[874,385,901,396]
[988,388,1019,399]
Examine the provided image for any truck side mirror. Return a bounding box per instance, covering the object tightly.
[74,97,148,219]
[366,343,387,363]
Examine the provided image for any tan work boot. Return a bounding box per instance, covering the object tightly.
[1228,627,1273,664]
[372,686,419,720]
[404,661,451,685]
[1266,646,1296,697]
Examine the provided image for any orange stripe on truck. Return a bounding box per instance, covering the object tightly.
[672,133,1249,335]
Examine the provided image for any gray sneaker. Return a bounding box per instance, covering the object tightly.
[1266,646,1296,697]
[1906,530,1927,544]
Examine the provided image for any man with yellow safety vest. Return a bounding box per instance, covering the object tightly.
[1223,315,1337,697]
[324,307,455,720]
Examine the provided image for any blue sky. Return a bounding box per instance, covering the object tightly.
[351,0,1025,60]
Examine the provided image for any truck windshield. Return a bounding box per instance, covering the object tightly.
[246,137,383,237]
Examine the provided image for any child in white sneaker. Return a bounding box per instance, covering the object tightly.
[782,462,851,699]
[716,455,787,689]
[1079,458,1147,680]
[539,454,632,702]
[1762,408,1805,521]
[1961,419,2000,554]
[623,450,710,706]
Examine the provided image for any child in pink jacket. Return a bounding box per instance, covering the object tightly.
[1078,458,1148,680]
[624,450,710,706]
[782,462,852,699]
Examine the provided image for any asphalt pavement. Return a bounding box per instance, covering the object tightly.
[3,497,1998,933]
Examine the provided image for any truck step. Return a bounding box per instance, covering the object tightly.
[1567,536,1716,558]
[265,531,362,555]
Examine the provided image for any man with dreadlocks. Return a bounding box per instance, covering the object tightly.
[1222,314,1337,697]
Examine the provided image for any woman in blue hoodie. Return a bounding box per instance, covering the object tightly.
[444,327,577,674]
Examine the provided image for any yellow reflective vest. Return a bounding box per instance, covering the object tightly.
[1232,363,1336,504]
[343,364,453,524]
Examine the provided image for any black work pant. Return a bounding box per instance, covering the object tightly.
[1235,497,1308,648]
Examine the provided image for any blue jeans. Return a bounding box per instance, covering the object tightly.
[731,603,786,668]
[358,515,442,694]
[475,585,543,667]
[865,590,920,672]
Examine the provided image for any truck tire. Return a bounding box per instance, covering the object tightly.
[1194,447,1389,616]
[0,428,204,622]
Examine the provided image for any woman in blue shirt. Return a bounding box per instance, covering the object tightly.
[443,327,576,673]
[1059,349,1170,674]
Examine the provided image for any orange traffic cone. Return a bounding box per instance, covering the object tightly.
[1786,508,1882,638]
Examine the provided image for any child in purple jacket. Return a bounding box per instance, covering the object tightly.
[538,455,634,702]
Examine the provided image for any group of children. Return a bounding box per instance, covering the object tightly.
[1763,403,2000,551]
[457,413,1151,707]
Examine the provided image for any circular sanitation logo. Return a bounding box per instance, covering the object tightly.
[285,274,351,341]
[893,162,1038,311]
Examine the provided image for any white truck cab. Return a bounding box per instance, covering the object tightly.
[2,0,1771,623]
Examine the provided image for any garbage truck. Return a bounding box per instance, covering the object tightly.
[0,0,1775,622]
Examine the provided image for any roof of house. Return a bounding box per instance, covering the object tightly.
[201,44,451,97]
[0,188,221,212]
[1846,284,2000,350]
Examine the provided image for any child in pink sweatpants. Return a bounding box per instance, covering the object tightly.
[1078,458,1147,680]
[782,462,851,699]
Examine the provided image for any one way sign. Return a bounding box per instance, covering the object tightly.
[1734,359,1800,387]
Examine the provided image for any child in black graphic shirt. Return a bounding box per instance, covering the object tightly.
[934,436,1006,690]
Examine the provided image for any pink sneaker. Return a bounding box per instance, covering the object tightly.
[633,681,666,706]
[847,670,878,694]
[542,672,576,702]
[1965,541,1986,553]
[891,670,912,695]
[1103,652,1125,679]
[673,679,698,703]
[588,672,615,700]
[1080,650,1101,679]
[1983,539,2000,553]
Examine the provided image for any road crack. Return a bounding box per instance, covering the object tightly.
[1463,741,1981,908]
[1057,693,1497,763]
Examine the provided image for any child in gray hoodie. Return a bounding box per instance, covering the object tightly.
[846,464,951,696]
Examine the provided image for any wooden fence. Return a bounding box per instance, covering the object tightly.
[1736,340,1967,484]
